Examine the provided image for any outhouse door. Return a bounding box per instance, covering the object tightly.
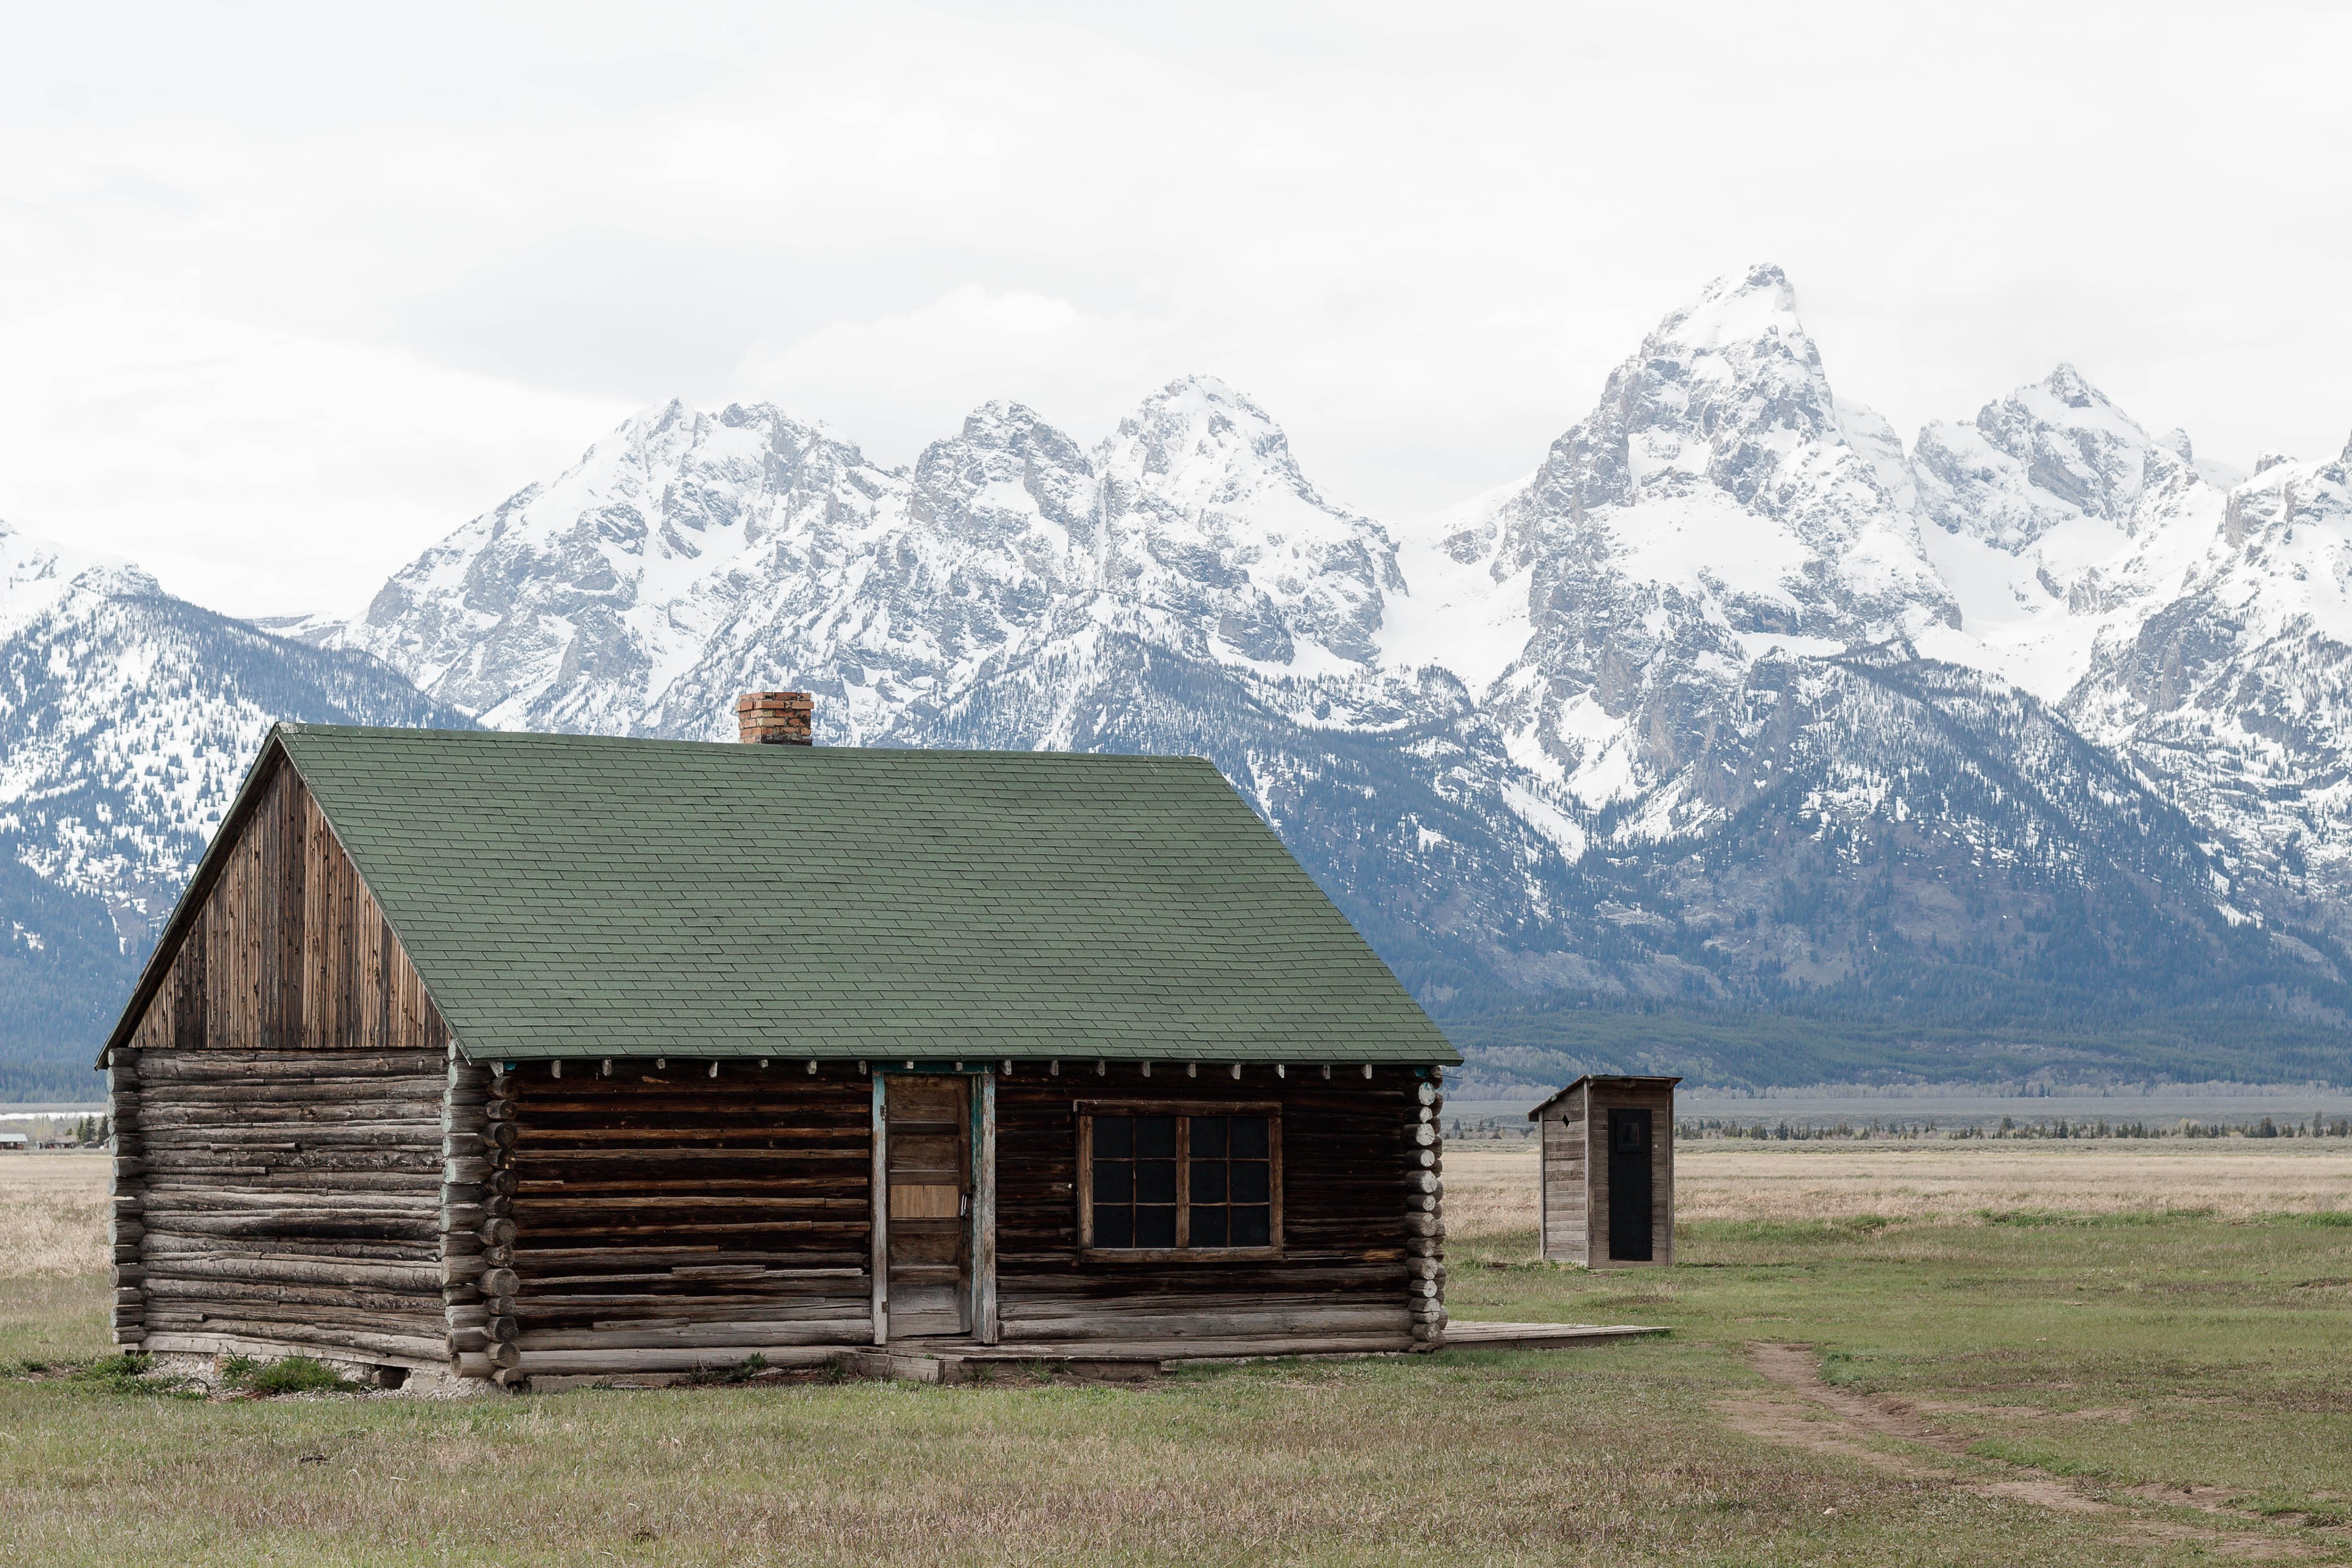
[1606,1107,1653,1262]
[882,1075,973,1336]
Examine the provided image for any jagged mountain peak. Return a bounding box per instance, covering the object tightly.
[910,399,1097,552]
[1101,375,1385,564]
[1515,261,1922,547]
[1,520,158,633]
[1913,363,2193,557]
[1089,375,1398,676]
[1907,362,2234,705]
[950,397,1072,448]
[1986,365,2158,489]
[1103,375,1323,513]
[1653,262,1804,351]
[1403,265,1953,841]
[2041,361,2107,411]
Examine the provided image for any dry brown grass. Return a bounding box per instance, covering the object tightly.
[1446,1137,2352,1240]
[0,1155,109,1278]
[1440,1147,1542,1240]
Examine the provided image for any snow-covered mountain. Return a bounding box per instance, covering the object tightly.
[12,261,2347,1093]
[279,266,2352,1092]
[322,377,1416,741]
[1399,264,1956,839]
[307,379,1578,991]
[0,521,473,1092]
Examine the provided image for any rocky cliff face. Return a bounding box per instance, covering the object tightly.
[1405,265,1955,842]
[2062,443,2352,949]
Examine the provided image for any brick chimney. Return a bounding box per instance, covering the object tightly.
[736,691,813,745]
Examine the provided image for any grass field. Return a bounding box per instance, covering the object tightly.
[3,1142,2349,1565]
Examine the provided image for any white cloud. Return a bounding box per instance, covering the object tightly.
[0,306,628,616]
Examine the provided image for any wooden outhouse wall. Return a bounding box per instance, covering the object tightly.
[109,756,453,1371]
[486,1064,875,1379]
[1540,1107,1587,1260]
[994,1067,1443,1354]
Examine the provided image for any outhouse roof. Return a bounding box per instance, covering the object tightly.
[1525,1074,1682,1120]
[113,725,1455,1069]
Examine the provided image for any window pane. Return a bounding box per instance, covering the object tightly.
[1093,1162,1131,1204]
[1190,1162,1227,1203]
[1137,1159,1176,1205]
[1085,1112,1278,1254]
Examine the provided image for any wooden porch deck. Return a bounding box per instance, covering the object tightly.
[520,1321,1669,1389]
[1435,1320,1669,1351]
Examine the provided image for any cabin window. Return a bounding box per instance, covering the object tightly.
[1077,1102,1283,1258]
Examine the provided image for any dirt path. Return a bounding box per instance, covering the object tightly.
[1721,1343,2331,1558]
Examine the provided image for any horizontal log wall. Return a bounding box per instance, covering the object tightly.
[995,1068,1431,1351]
[113,1048,448,1365]
[127,755,450,1056]
[501,1064,874,1373]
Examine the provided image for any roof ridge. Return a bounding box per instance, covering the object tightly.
[279,724,1218,766]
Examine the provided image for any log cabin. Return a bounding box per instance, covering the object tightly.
[99,693,1457,1388]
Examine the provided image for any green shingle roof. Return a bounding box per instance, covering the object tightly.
[254,725,1455,1067]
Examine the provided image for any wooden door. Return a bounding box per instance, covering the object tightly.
[1606,1107,1653,1262]
[884,1075,970,1336]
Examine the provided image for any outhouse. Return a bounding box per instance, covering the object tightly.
[1528,1075,1678,1267]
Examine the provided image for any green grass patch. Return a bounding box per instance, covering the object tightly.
[1967,1437,2123,1481]
[70,1353,200,1399]
[2234,1489,2352,1526]
[220,1355,363,1396]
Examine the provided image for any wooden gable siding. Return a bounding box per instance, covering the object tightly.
[127,754,449,1055]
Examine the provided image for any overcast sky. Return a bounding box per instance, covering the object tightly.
[4,0,2347,617]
